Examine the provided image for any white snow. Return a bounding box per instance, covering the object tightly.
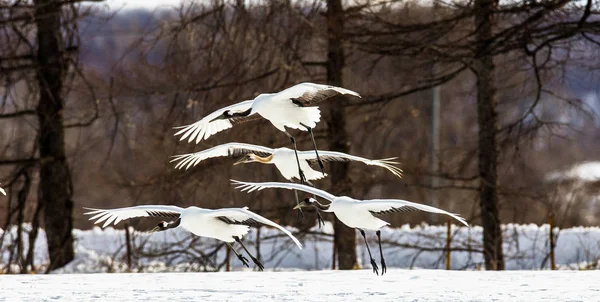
[3,222,600,273]
[0,270,598,301]
[546,161,600,182]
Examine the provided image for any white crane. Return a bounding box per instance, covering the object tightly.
[171,142,402,223]
[171,142,402,181]
[84,205,302,271]
[174,82,361,184]
[231,180,469,275]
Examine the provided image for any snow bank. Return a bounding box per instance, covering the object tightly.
[546,161,600,182]
[3,222,600,273]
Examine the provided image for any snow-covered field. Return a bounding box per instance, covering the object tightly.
[1,269,597,301]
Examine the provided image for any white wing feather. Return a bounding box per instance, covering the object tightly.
[0,187,5,196]
[276,82,361,99]
[297,150,402,178]
[174,100,254,143]
[359,199,469,227]
[84,205,184,228]
[231,180,336,202]
[207,207,302,249]
[171,143,275,170]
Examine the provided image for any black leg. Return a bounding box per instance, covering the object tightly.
[286,132,308,184]
[303,125,325,176]
[360,229,379,275]
[315,209,325,229]
[376,230,386,275]
[234,236,264,271]
[305,181,323,229]
[227,243,249,268]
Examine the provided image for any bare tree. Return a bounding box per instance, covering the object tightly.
[0,0,99,271]
[326,0,358,270]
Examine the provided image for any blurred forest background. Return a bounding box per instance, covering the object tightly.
[1,0,600,272]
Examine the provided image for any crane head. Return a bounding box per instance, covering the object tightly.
[293,196,318,210]
[150,221,169,233]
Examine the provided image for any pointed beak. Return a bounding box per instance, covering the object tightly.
[293,202,307,210]
[233,157,248,166]
[150,226,160,233]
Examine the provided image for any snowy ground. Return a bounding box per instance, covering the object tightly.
[1,269,597,301]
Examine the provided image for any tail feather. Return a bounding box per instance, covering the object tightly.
[370,158,403,178]
[302,106,321,129]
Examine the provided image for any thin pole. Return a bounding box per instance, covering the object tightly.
[445,220,451,270]
[430,0,442,224]
[431,84,441,224]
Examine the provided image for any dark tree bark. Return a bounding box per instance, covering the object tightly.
[34,0,75,271]
[326,0,357,270]
[474,0,505,270]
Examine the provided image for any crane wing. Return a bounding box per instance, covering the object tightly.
[231,180,336,202]
[207,207,302,249]
[174,100,259,143]
[84,205,184,228]
[299,150,403,178]
[171,143,275,170]
[276,82,361,106]
[357,199,469,227]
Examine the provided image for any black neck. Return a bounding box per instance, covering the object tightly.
[227,108,252,118]
[313,202,330,212]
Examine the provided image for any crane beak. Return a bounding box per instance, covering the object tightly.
[150,226,160,233]
[234,156,251,166]
[293,201,308,210]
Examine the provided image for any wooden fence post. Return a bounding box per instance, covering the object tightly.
[445,220,451,270]
[226,247,231,272]
[332,239,337,270]
[549,212,556,270]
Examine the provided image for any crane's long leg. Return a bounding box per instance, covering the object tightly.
[376,230,386,275]
[285,131,308,184]
[234,236,264,271]
[359,229,379,275]
[302,124,325,176]
[286,131,308,220]
[305,180,324,229]
[226,243,249,268]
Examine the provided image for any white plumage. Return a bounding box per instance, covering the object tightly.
[84,205,302,270]
[174,83,361,185]
[231,180,469,275]
[231,180,467,229]
[171,142,402,181]
[84,205,301,247]
[0,184,5,196]
[174,83,360,144]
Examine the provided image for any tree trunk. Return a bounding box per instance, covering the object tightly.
[474,0,504,270]
[326,0,357,270]
[34,0,75,271]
